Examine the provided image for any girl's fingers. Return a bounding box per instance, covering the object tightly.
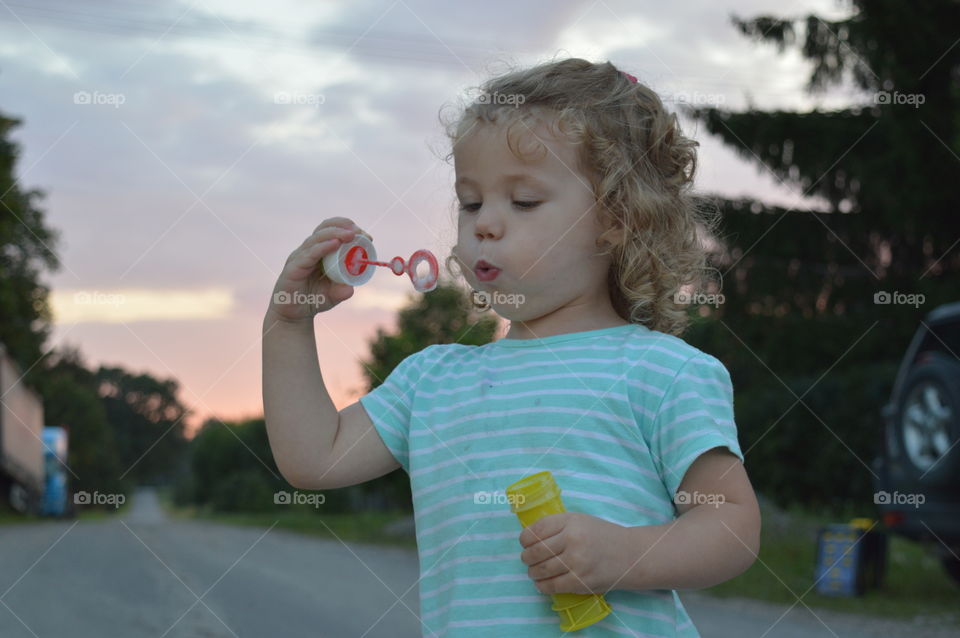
[287,239,337,277]
[311,218,368,237]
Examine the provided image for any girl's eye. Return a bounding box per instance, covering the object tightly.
[514,201,541,210]
[458,201,541,212]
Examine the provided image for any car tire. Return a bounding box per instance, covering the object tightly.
[895,358,960,485]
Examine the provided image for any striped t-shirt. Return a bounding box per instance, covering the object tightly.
[358,322,744,637]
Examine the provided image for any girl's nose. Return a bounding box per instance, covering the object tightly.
[474,206,504,240]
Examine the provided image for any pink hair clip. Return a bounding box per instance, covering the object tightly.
[622,71,637,84]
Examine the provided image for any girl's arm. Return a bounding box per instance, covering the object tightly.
[614,447,761,591]
[262,312,340,487]
[261,218,373,487]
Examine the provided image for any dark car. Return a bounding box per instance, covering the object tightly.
[873,301,960,586]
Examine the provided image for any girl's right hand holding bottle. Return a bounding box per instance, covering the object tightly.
[266,217,373,324]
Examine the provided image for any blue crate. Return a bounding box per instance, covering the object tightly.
[814,521,886,597]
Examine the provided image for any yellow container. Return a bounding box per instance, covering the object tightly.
[505,471,612,631]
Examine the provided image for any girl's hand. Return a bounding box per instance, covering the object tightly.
[519,512,632,595]
[267,217,373,323]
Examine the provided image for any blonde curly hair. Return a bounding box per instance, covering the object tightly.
[440,57,719,336]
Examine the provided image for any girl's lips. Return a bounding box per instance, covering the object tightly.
[474,260,501,282]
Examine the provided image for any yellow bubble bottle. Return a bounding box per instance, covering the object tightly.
[505,471,612,631]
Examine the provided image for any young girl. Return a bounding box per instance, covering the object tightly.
[263,57,761,637]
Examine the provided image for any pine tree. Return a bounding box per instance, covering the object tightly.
[685,0,960,507]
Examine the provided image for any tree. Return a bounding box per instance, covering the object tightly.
[683,0,960,509]
[0,109,61,384]
[36,345,126,501]
[360,281,501,391]
[96,366,191,485]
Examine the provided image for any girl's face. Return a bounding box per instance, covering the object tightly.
[453,116,615,323]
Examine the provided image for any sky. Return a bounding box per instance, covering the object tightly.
[0,0,862,435]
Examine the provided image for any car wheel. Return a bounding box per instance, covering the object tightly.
[895,359,960,485]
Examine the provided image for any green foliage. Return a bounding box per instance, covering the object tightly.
[0,110,60,388]
[186,417,285,511]
[684,1,960,509]
[96,366,190,485]
[34,345,127,500]
[361,280,500,390]
[172,282,497,515]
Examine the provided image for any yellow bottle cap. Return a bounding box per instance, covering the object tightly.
[505,471,560,514]
[849,517,875,531]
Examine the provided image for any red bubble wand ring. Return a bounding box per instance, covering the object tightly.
[321,235,439,292]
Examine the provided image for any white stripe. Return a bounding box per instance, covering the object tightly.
[659,391,729,412]
[562,490,671,521]
[420,532,518,559]
[410,406,635,438]
[610,601,675,623]
[670,439,742,471]
[410,447,657,482]
[445,617,555,629]
[416,499,667,544]
[593,620,674,637]
[677,371,728,389]
[364,390,408,425]
[417,355,678,383]
[658,416,735,442]
[422,552,518,580]
[478,334,690,360]
[362,397,406,441]
[412,388,655,420]
[414,426,653,459]
[413,466,663,515]
[654,409,732,442]
[421,595,543,620]
[416,510,503,540]
[660,428,726,457]
[416,371,667,399]
[420,573,528,598]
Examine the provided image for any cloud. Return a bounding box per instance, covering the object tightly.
[51,287,234,323]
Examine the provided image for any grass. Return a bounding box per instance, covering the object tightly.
[0,493,132,524]
[156,490,958,623]
[704,499,960,625]
[156,488,417,550]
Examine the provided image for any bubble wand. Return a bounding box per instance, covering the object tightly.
[321,235,439,292]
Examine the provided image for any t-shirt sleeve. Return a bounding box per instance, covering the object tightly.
[646,352,744,502]
[358,347,429,474]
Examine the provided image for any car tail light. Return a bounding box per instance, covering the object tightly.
[882,511,904,527]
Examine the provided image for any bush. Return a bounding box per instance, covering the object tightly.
[734,362,897,512]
